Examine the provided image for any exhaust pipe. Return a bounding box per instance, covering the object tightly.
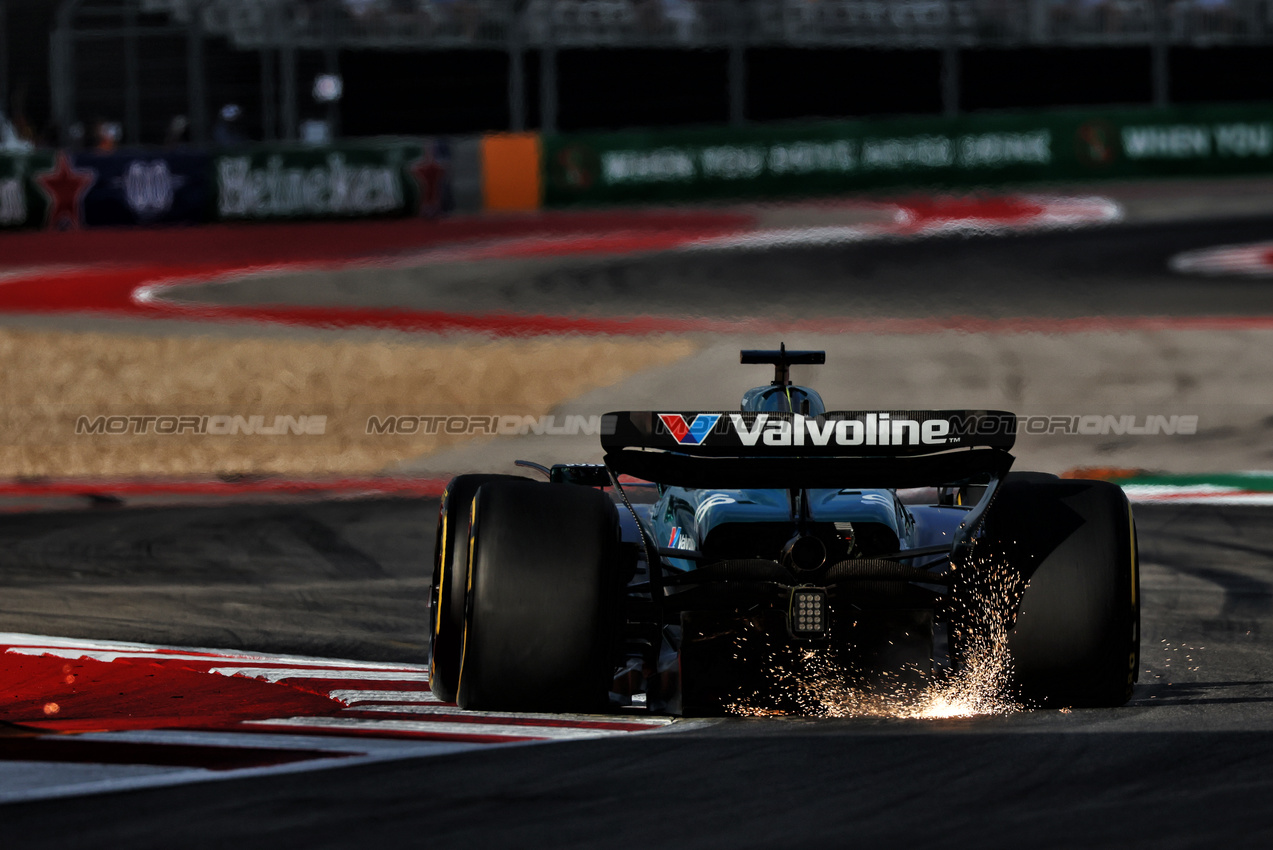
[781,532,826,572]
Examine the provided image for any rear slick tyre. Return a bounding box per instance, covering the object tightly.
[457,479,621,712]
[954,478,1139,708]
[429,474,528,703]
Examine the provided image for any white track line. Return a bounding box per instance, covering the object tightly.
[328,689,448,705]
[1122,485,1273,505]
[0,633,426,669]
[1127,492,1273,505]
[689,196,1122,252]
[206,667,431,683]
[0,738,493,806]
[354,703,673,727]
[1169,242,1273,276]
[244,716,625,739]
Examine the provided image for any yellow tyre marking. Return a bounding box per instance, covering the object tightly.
[433,510,448,638]
[456,496,479,695]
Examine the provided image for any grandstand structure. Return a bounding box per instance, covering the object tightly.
[43,0,1273,144]
[132,0,1273,49]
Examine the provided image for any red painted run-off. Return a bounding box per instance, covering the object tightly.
[0,647,543,744]
[0,209,755,269]
[0,208,756,335]
[0,639,669,746]
[0,195,1205,337]
[2,652,344,735]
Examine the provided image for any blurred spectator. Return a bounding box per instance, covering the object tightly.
[295,0,322,26]
[661,0,697,41]
[1048,0,1164,35]
[786,0,819,25]
[1075,0,1111,27]
[6,86,37,147]
[431,0,481,39]
[66,122,86,150]
[0,109,34,153]
[1075,0,1142,33]
[1190,0,1235,34]
[387,0,417,21]
[975,0,1021,38]
[636,0,665,34]
[12,112,36,146]
[213,104,247,145]
[94,119,121,152]
[165,115,191,147]
[1046,0,1086,32]
[300,119,332,144]
[344,0,378,18]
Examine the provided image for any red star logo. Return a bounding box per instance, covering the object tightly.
[410,153,446,217]
[36,151,96,230]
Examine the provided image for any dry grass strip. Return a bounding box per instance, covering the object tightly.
[0,328,695,478]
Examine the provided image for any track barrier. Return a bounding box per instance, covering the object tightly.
[6,103,1273,228]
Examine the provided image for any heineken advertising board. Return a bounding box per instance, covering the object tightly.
[212,140,450,221]
[543,104,1273,206]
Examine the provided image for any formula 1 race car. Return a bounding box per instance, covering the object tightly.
[429,347,1140,715]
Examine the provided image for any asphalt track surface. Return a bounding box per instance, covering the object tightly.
[0,495,1269,848]
[0,498,434,664]
[178,214,1273,321]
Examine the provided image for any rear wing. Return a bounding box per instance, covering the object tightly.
[600,410,1016,489]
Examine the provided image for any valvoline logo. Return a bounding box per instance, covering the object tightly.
[657,413,722,446]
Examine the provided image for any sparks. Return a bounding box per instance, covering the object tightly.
[728,548,1024,720]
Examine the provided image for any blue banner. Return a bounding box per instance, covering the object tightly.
[73,151,212,227]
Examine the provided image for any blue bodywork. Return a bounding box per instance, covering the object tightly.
[645,488,967,574]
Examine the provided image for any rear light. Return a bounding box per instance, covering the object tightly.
[789,587,828,638]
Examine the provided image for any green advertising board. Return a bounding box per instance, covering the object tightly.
[0,151,55,229]
[212,140,432,221]
[543,104,1273,206]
